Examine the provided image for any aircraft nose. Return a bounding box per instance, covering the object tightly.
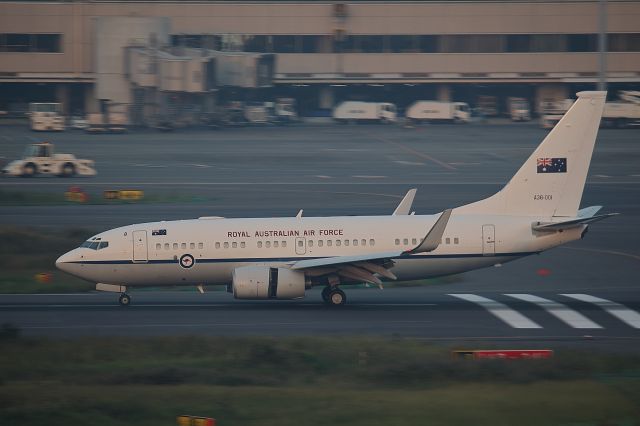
[56,250,79,274]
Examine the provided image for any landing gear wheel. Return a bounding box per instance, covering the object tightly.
[118,293,131,306]
[321,286,331,303]
[327,288,346,306]
[62,163,75,177]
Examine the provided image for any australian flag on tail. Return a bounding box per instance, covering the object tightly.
[537,157,567,173]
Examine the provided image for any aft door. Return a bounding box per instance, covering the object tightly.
[132,230,148,262]
[482,225,495,256]
[295,237,306,255]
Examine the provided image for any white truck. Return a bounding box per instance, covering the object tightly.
[508,97,531,122]
[601,91,640,128]
[541,91,640,129]
[405,101,470,124]
[332,101,397,124]
[29,103,65,131]
[2,142,96,177]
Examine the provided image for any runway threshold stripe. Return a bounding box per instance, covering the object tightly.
[505,294,602,329]
[560,294,640,329]
[448,294,541,329]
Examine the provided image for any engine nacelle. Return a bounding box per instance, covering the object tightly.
[232,266,306,300]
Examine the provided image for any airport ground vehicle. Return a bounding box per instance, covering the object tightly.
[542,91,640,129]
[86,112,129,133]
[56,92,616,307]
[69,115,89,130]
[477,95,498,116]
[600,91,640,128]
[405,101,470,123]
[508,97,531,121]
[2,142,96,177]
[332,101,397,124]
[29,103,65,131]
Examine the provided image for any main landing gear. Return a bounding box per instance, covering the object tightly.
[118,293,131,306]
[321,286,346,306]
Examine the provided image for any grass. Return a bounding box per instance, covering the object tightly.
[0,336,639,425]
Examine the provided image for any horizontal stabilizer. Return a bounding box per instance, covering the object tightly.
[393,188,417,215]
[405,209,452,254]
[532,212,618,231]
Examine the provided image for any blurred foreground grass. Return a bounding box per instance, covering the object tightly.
[0,226,97,293]
[0,335,639,426]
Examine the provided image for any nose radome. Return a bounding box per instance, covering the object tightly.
[55,250,76,273]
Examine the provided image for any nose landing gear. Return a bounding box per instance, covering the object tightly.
[118,293,131,306]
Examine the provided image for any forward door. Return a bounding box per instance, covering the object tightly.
[132,230,148,262]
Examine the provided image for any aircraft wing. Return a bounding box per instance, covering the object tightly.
[290,209,452,286]
[532,206,618,231]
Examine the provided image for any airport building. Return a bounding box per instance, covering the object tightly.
[0,0,639,118]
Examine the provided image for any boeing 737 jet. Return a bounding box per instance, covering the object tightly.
[57,91,616,306]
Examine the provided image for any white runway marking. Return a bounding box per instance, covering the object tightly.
[561,294,640,329]
[505,294,602,329]
[352,175,387,179]
[448,294,541,329]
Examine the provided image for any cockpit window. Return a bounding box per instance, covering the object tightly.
[81,240,109,250]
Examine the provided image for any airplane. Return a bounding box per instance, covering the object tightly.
[56,91,617,307]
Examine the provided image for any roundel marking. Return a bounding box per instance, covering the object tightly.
[179,254,195,269]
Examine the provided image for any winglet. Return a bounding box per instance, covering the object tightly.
[296,209,303,219]
[393,188,417,215]
[405,209,453,254]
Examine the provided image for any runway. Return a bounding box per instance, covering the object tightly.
[1,287,639,351]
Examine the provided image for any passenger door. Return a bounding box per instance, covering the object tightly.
[482,225,495,256]
[295,237,306,255]
[132,230,148,262]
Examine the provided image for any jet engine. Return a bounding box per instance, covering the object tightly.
[231,266,306,300]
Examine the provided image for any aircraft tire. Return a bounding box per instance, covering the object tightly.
[327,288,346,306]
[119,293,131,306]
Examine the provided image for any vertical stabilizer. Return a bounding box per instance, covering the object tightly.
[456,91,606,217]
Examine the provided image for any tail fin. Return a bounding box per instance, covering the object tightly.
[457,91,606,217]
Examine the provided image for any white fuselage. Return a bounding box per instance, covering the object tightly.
[56,212,584,288]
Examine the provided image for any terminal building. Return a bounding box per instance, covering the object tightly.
[0,0,639,118]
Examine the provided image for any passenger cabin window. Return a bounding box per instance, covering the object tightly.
[156,243,161,250]
[412,238,417,245]
[308,240,313,247]
[403,238,409,245]
[282,241,287,248]
[181,243,186,249]
[232,242,237,249]
[198,242,204,249]
[454,237,459,244]
[445,238,451,244]
[224,242,229,249]
[361,239,366,246]
[327,240,333,247]
[164,243,170,250]
[274,241,280,248]
[336,240,341,247]
[266,241,271,248]
[395,239,400,245]
[190,243,195,249]
[318,240,324,247]
[241,242,246,248]
[215,242,221,249]
[369,239,375,246]
[257,241,263,248]
[173,243,178,250]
